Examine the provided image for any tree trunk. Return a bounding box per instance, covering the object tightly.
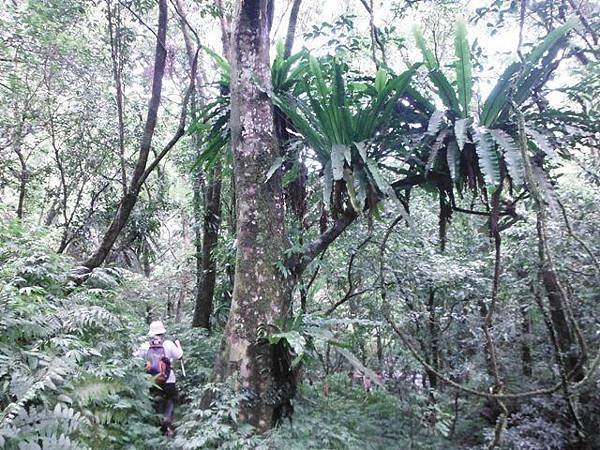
[540,263,583,380]
[82,0,169,271]
[12,121,27,220]
[536,206,584,381]
[283,0,302,59]
[426,287,439,390]
[192,165,222,328]
[178,0,224,329]
[211,0,294,431]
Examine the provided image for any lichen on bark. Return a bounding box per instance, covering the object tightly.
[211,0,295,431]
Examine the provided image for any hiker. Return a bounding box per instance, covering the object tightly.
[133,320,183,437]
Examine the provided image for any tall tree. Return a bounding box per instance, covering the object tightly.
[211,0,294,430]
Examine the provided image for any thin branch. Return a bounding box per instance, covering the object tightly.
[291,208,358,276]
[117,0,165,50]
[138,49,198,187]
[556,195,600,273]
[325,235,373,315]
[384,313,565,400]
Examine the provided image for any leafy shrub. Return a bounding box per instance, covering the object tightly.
[0,220,165,449]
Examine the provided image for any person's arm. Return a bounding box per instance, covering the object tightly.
[166,340,183,360]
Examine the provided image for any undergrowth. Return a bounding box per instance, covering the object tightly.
[0,219,476,449]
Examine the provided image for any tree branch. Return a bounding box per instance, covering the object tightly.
[283,0,303,59]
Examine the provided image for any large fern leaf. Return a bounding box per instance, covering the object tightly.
[454,117,470,151]
[446,140,460,181]
[426,130,450,172]
[526,127,556,159]
[480,63,520,128]
[454,19,472,118]
[414,28,460,112]
[481,19,576,127]
[474,127,501,185]
[413,28,439,70]
[489,129,524,185]
[427,110,445,135]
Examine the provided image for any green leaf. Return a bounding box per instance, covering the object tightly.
[480,62,520,127]
[331,144,347,181]
[375,67,388,94]
[413,27,439,70]
[523,17,577,70]
[481,19,576,127]
[414,27,460,112]
[489,129,524,185]
[309,54,328,101]
[454,19,472,118]
[474,127,501,185]
[201,45,230,80]
[269,330,306,357]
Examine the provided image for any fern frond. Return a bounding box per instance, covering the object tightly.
[526,127,556,159]
[427,110,445,135]
[489,129,524,185]
[454,19,472,118]
[427,130,450,172]
[474,128,501,185]
[532,164,560,213]
[71,376,125,406]
[454,118,470,151]
[446,140,460,181]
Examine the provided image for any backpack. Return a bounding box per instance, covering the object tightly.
[145,336,171,385]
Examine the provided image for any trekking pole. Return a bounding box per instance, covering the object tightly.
[175,338,186,377]
[180,357,187,377]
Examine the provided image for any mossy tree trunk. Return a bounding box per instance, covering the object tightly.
[211,0,294,431]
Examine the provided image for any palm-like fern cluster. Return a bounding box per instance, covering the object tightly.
[192,17,579,227]
[415,19,576,193]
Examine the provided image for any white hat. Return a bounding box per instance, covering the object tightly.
[148,320,167,336]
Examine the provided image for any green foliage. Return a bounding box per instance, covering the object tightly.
[0,220,162,449]
[413,27,460,113]
[268,376,458,450]
[480,18,577,127]
[412,19,577,189]
[274,55,418,212]
[473,127,501,186]
[454,19,472,118]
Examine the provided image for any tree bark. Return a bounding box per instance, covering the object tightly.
[106,0,128,196]
[211,0,294,431]
[192,165,222,328]
[426,287,439,390]
[520,303,533,377]
[12,120,27,220]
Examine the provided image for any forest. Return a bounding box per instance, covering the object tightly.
[1,0,599,449]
